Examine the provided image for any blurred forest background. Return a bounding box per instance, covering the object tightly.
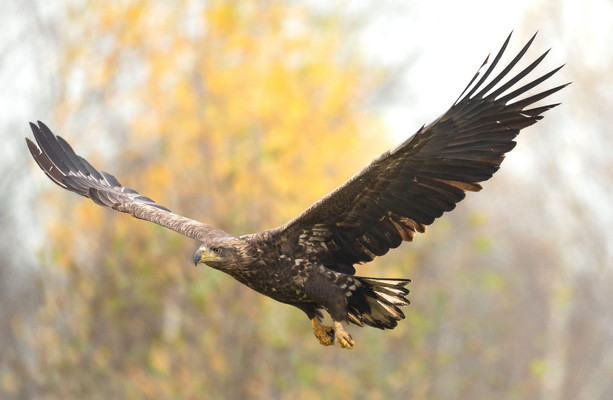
[1,0,612,399]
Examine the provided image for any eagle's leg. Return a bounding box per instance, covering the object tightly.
[303,273,355,349]
[311,318,335,346]
[333,320,354,349]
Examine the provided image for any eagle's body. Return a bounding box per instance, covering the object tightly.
[26,33,567,349]
[197,232,410,333]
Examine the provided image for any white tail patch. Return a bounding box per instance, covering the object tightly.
[345,276,410,329]
[367,298,388,320]
[361,278,409,287]
[348,313,363,326]
[374,290,409,306]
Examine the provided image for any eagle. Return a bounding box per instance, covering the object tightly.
[27,33,566,349]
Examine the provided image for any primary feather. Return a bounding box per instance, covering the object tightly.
[271,32,568,271]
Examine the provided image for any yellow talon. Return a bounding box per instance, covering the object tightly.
[333,321,355,349]
[311,318,335,346]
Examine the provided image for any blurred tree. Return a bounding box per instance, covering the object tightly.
[26,1,613,399]
[33,0,384,398]
[0,1,61,399]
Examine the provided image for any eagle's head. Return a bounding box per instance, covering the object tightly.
[193,237,249,271]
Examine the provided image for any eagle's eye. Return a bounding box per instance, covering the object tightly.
[212,247,222,255]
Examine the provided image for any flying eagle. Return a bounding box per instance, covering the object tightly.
[27,33,566,349]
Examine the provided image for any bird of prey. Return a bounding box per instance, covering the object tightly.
[27,33,567,349]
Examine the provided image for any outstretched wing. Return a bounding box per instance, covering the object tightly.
[26,122,230,242]
[269,32,568,274]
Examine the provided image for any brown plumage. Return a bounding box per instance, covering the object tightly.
[26,32,567,349]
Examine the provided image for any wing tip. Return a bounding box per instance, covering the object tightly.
[25,136,37,148]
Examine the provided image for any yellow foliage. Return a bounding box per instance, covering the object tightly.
[530,358,547,377]
[37,0,390,398]
[1,368,17,394]
[149,344,171,374]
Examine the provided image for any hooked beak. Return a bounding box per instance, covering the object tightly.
[193,249,203,266]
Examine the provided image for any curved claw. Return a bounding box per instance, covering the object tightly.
[334,321,355,349]
[337,331,354,349]
[311,318,335,346]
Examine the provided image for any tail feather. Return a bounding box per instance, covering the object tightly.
[345,277,411,329]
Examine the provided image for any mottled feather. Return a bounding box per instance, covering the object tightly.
[268,32,568,272]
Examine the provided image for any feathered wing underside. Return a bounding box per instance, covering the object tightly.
[269,32,568,272]
[26,122,229,242]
